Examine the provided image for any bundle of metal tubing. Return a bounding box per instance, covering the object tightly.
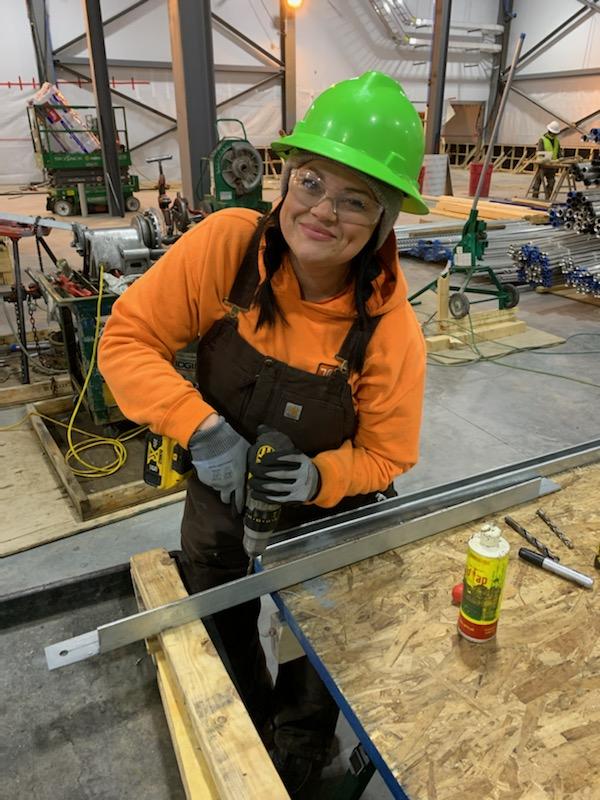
[511,230,600,296]
[569,159,600,187]
[560,234,600,298]
[581,128,600,144]
[509,230,584,288]
[395,221,548,283]
[549,189,600,235]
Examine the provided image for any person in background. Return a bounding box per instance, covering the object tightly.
[98,71,427,797]
[531,120,562,200]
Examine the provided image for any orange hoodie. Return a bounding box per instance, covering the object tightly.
[98,208,426,507]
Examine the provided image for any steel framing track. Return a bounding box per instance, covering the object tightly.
[45,438,600,670]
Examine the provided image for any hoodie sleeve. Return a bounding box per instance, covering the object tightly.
[98,210,257,446]
[311,301,426,507]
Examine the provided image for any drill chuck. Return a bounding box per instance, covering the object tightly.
[242,497,281,558]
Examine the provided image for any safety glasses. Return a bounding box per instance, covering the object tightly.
[288,168,383,226]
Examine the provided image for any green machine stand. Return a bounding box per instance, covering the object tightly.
[409,33,526,319]
[36,272,123,427]
[409,208,519,319]
[28,104,140,217]
[202,119,271,215]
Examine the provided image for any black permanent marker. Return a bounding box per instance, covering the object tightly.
[518,548,594,589]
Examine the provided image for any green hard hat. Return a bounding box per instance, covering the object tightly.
[272,71,428,215]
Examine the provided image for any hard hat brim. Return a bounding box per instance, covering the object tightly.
[272,132,430,216]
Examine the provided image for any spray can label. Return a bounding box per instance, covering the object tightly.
[458,545,509,641]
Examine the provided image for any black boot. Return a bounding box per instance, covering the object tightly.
[271,749,324,798]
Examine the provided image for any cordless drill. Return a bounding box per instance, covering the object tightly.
[143,431,192,490]
[242,427,287,567]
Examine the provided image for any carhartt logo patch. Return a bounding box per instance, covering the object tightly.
[317,363,337,377]
[283,402,303,421]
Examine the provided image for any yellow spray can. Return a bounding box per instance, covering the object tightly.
[458,523,510,642]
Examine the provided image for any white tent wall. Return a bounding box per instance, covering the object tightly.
[500,0,600,146]
[3,0,586,187]
[0,4,45,185]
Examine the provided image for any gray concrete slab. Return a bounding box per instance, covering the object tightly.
[0,495,183,595]
[1,592,184,800]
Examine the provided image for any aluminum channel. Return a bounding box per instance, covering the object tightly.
[46,475,555,669]
[262,437,600,564]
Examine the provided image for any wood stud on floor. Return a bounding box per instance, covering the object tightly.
[130,548,289,800]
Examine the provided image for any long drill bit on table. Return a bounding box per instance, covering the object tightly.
[536,508,574,549]
[504,516,560,561]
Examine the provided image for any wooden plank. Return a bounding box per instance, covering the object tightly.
[133,569,220,800]
[86,478,184,519]
[130,549,289,800]
[426,310,535,353]
[280,463,600,800]
[26,400,91,518]
[132,571,220,799]
[436,274,450,328]
[546,285,600,308]
[155,650,220,799]
[31,395,73,417]
[0,374,70,408]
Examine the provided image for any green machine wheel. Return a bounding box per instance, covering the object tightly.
[54,199,74,216]
[125,195,141,212]
[502,283,520,309]
[449,292,470,319]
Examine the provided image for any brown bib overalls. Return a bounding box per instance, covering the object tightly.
[180,242,394,761]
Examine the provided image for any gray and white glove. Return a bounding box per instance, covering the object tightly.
[247,427,320,504]
[189,416,249,513]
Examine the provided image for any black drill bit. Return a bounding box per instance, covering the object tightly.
[504,516,560,561]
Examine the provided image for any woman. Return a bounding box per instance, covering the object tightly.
[99,71,427,795]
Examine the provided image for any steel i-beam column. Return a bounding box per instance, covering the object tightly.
[26,0,56,84]
[483,0,513,143]
[424,0,452,154]
[168,0,218,206]
[280,0,297,134]
[82,0,124,217]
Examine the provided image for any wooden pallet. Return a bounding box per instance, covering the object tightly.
[426,307,526,352]
[26,395,186,521]
[537,284,600,308]
[0,372,70,408]
[131,549,289,800]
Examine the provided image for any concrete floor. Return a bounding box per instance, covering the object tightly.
[1,168,600,799]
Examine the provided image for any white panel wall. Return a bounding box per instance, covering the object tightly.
[500,0,600,145]
[4,0,595,185]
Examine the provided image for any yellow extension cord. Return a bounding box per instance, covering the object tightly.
[0,265,146,478]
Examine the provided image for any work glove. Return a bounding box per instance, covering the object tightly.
[247,426,320,504]
[188,416,249,514]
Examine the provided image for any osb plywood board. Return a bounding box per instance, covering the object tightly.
[0,422,184,556]
[281,464,600,800]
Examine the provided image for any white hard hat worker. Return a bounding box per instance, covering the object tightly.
[546,121,561,135]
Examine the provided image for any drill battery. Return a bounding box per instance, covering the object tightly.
[143,431,192,490]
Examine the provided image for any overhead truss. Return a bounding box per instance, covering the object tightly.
[32,0,292,153]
